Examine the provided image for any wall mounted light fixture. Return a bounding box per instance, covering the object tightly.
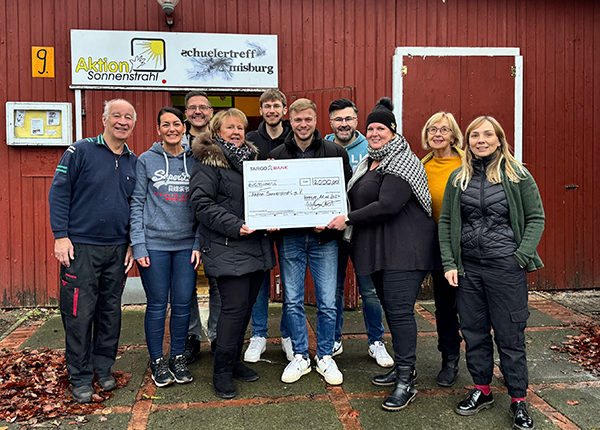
[157,0,180,26]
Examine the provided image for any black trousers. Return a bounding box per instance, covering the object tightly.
[457,256,529,398]
[215,270,265,352]
[371,269,427,367]
[431,269,462,359]
[60,243,128,387]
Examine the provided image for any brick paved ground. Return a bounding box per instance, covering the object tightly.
[1,293,599,430]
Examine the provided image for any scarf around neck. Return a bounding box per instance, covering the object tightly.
[348,135,432,216]
[215,135,257,172]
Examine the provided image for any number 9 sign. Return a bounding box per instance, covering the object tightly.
[32,47,55,78]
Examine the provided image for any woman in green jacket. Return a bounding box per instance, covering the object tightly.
[438,116,544,430]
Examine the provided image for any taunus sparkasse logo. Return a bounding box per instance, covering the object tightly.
[74,38,165,82]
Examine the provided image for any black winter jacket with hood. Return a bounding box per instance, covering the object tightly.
[190,132,275,278]
[247,120,292,161]
[267,129,353,244]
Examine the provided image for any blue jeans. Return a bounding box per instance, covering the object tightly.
[278,233,337,359]
[250,271,290,338]
[139,249,196,361]
[335,245,385,344]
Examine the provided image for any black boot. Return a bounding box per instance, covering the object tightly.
[213,346,237,399]
[437,355,459,387]
[381,366,418,411]
[372,365,397,386]
[233,342,259,382]
[373,365,418,386]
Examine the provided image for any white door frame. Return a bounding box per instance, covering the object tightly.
[392,47,523,162]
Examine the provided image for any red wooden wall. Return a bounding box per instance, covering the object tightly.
[1,0,599,306]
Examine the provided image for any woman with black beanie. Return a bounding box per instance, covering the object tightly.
[328,98,439,411]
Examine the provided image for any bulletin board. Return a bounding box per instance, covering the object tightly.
[6,102,72,146]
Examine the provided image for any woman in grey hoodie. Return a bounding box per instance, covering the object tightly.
[129,107,201,388]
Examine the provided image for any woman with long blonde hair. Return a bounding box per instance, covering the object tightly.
[438,116,544,430]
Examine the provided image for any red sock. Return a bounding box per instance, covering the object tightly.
[475,384,491,396]
[512,397,526,403]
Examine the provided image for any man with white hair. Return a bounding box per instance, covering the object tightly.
[49,99,137,403]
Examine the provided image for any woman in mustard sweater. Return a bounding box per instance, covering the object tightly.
[421,112,464,387]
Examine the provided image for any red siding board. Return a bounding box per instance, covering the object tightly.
[582,6,595,288]
[0,1,10,303]
[32,178,47,304]
[593,1,600,287]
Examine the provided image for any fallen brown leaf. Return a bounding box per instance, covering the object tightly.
[551,324,600,377]
[566,400,579,405]
[0,348,131,423]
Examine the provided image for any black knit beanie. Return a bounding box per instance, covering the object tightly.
[365,97,397,133]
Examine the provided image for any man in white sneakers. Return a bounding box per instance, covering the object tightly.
[267,99,352,385]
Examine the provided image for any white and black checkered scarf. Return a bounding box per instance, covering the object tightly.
[348,134,432,217]
[216,135,257,173]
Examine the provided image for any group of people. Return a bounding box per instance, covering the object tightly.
[49,87,544,430]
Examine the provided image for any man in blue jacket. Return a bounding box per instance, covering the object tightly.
[325,99,393,368]
[48,99,137,403]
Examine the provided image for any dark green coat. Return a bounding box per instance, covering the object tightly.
[438,160,545,275]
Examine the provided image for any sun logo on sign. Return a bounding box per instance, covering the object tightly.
[130,38,166,72]
[138,40,164,67]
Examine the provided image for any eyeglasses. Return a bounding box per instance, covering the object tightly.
[186,105,212,112]
[331,116,357,124]
[427,126,452,135]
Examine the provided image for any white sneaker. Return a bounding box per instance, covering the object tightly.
[244,336,267,363]
[281,354,311,383]
[315,355,343,385]
[332,341,343,357]
[369,341,394,368]
[281,337,294,362]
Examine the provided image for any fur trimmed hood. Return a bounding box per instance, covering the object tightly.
[191,131,259,169]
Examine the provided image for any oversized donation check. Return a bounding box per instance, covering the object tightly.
[243,158,347,230]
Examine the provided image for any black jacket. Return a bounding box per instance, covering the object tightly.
[267,129,353,244]
[190,132,275,278]
[459,156,517,259]
[348,168,439,275]
[247,120,292,161]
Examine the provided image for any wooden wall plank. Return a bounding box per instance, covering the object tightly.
[344,0,356,97]
[32,177,48,305]
[581,1,595,287]
[331,0,344,89]
[536,0,555,288]
[593,0,600,287]
[0,0,11,304]
[572,0,586,288]
[6,0,24,304]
